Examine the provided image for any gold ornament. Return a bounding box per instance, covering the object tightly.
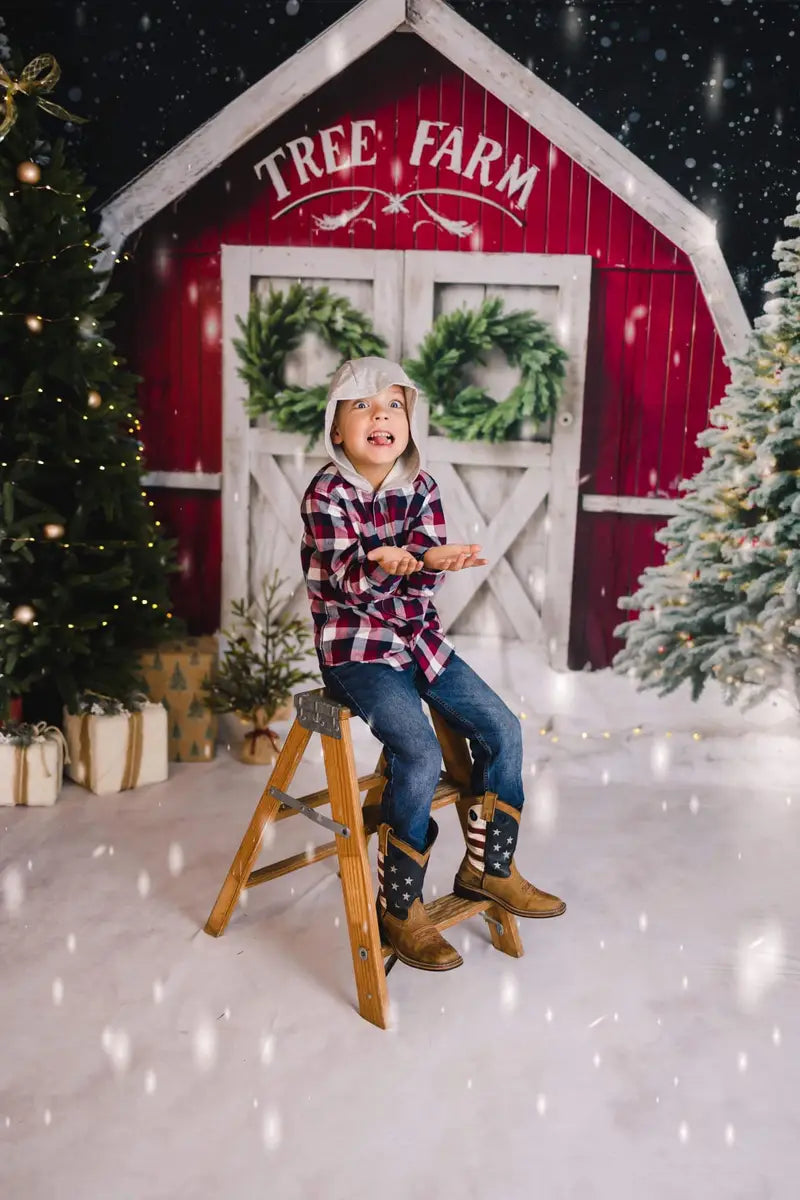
[0,56,88,141]
[87,390,103,409]
[43,523,65,539]
[25,315,43,334]
[12,604,36,624]
[16,160,41,184]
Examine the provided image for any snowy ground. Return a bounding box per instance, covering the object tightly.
[2,636,798,1200]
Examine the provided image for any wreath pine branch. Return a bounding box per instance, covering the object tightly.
[233,283,387,445]
[404,296,568,443]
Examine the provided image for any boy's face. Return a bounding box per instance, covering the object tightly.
[331,385,410,484]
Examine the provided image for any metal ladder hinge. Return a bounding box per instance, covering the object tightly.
[294,692,343,739]
[269,786,350,838]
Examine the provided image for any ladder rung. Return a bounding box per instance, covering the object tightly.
[252,776,469,884]
[431,779,465,807]
[247,840,338,886]
[273,772,466,823]
[273,772,385,821]
[358,779,465,837]
[380,893,491,957]
[425,892,490,928]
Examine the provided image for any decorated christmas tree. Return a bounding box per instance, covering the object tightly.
[0,57,179,720]
[614,193,800,710]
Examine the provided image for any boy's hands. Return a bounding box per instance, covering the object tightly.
[422,544,488,572]
[365,543,489,575]
[366,546,424,575]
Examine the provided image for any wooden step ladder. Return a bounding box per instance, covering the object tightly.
[204,687,523,1029]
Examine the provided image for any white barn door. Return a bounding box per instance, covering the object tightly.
[221,245,403,624]
[403,251,591,669]
[221,246,590,669]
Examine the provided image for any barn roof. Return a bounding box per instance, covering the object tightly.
[98,0,750,355]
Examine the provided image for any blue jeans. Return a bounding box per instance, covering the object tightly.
[320,652,524,852]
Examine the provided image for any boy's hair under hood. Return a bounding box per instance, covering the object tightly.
[324,356,423,493]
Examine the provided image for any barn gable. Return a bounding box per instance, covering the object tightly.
[100,0,747,355]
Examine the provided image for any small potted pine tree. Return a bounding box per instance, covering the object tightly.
[203,570,319,764]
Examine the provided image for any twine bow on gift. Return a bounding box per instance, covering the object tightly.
[0,55,88,141]
[11,723,70,806]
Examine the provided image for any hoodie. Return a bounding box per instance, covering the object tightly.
[300,356,455,683]
[322,355,422,493]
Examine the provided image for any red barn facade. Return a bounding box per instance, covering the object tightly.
[102,0,749,669]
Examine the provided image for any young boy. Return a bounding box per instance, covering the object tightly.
[300,356,566,973]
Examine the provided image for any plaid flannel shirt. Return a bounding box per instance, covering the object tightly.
[300,465,455,683]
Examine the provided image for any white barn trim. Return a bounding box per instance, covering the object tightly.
[98,0,750,357]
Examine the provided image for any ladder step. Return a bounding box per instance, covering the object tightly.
[361,779,463,835]
[275,772,465,824]
[247,840,338,886]
[431,780,466,809]
[273,772,385,821]
[425,892,491,928]
[247,777,468,887]
[380,892,491,958]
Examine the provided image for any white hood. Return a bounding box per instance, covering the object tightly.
[323,356,422,494]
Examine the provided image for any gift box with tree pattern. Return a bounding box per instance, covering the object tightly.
[138,638,218,762]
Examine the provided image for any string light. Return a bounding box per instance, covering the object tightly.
[0,310,81,327]
[4,604,173,633]
[0,240,93,280]
[1,534,163,550]
[6,181,80,199]
[533,723,703,747]
[5,456,142,471]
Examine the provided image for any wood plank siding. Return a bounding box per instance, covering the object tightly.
[114,35,728,667]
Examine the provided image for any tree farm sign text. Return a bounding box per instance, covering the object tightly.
[253,118,539,238]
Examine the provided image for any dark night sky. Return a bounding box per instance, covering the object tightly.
[3,0,799,320]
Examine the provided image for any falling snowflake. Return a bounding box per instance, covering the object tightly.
[2,866,24,915]
[500,974,519,1013]
[260,1034,276,1065]
[262,1107,283,1151]
[192,1017,218,1071]
[736,921,786,1010]
[168,843,184,876]
[101,1026,131,1073]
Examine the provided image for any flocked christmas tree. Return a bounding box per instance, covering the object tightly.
[0,56,179,719]
[614,193,800,710]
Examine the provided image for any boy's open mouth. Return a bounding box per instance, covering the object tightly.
[367,432,394,445]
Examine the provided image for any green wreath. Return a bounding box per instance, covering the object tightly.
[233,283,387,445]
[403,297,568,442]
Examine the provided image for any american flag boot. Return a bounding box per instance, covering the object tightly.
[453,793,566,918]
[376,818,463,971]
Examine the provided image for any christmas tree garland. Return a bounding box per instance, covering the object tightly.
[403,297,568,442]
[233,283,387,444]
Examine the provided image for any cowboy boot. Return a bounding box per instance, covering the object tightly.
[453,792,566,919]
[377,818,463,971]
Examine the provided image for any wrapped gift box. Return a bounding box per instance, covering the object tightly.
[137,637,218,762]
[64,702,168,795]
[0,726,67,807]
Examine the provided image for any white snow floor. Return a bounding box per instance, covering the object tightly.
[2,635,799,1200]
